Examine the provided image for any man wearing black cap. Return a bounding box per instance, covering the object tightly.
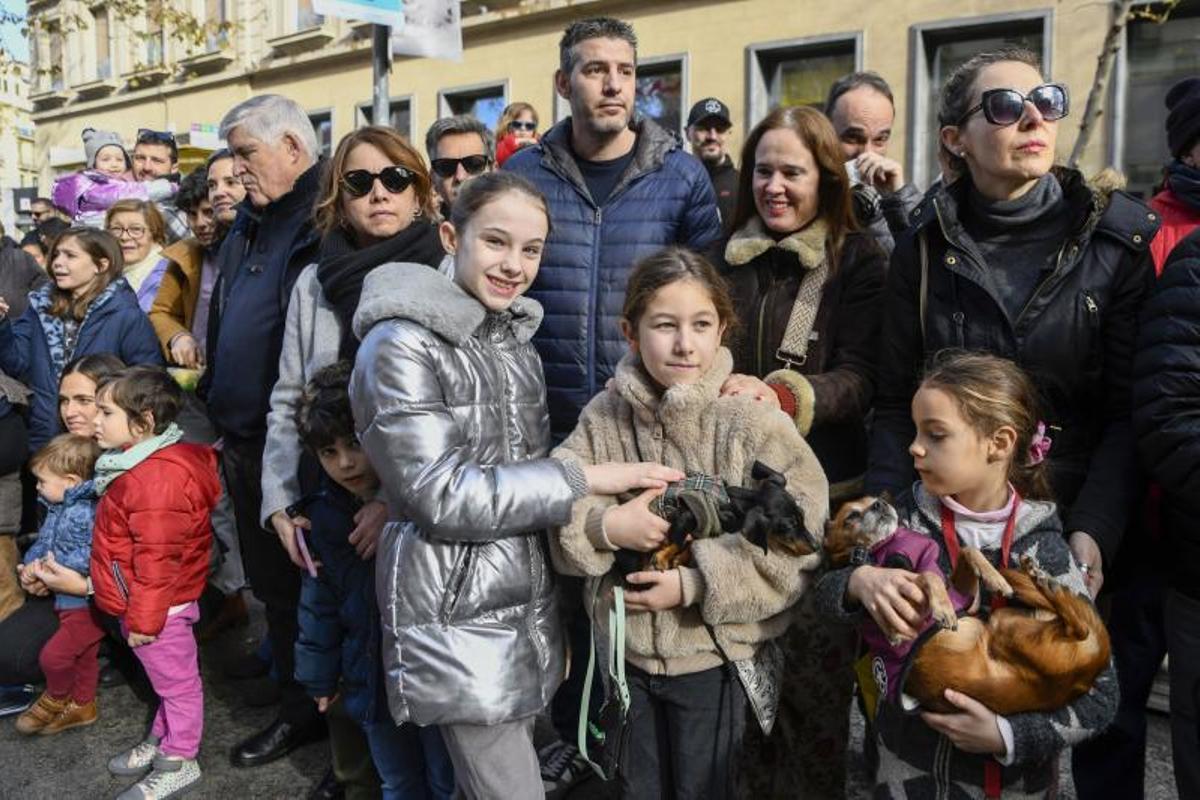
[687,97,739,223]
[1148,76,1200,273]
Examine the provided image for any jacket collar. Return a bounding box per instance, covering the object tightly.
[908,481,1060,539]
[537,116,679,206]
[723,216,827,269]
[612,347,734,426]
[28,276,128,318]
[353,260,543,346]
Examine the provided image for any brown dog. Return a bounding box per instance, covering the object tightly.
[826,496,1111,715]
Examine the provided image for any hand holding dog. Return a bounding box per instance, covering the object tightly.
[847,565,929,642]
[583,462,684,495]
[623,570,684,611]
[920,689,1006,756]
[603,488,670,551]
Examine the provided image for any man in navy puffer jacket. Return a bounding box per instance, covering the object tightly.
[506,16,721,442]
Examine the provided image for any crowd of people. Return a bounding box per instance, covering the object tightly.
[0,13,1198,800]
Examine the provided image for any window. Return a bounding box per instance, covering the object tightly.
[93,7,111,79]
[1115,7,1200,197]
[205,0,228,51]
[309,110,333,158]
[297,0,324,30]
[146,0,165,66]
[439,82,507,131]
[909,13,1051,187]
[358,98,413,140]
[49,26,64,90]
[636,56,687,139]
[747,35,860,126]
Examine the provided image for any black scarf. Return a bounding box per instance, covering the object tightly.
[1167,160,1200,214]
[316,220,446,358]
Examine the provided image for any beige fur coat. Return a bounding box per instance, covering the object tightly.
[551,348,830,676]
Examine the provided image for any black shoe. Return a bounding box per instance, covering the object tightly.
[237,676,282,708]
[307,766,344,800]
[230,716,327,768]
[223,650,270,680]
[98,661,127,688]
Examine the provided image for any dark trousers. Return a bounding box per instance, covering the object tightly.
[221,437,313,725]
[1072,566,1167,799]
[620,664,747,800]
[40,605,105,704]
[550,576,603,744]
[327,697,381,800]
[1166,589,1200,800]
[363,716,455,800]
[0,595,57,685]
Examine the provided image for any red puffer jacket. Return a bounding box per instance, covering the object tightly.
[90,442,220,636]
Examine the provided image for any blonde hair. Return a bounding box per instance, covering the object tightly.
[921,350,1053,501]
[495,102,539,140]
[30,434,101,480]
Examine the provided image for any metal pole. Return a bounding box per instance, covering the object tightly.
[372,24,391,126]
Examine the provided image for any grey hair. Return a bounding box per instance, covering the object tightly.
[825,71,894,116]
[559,17,638,75]
[424,115,495,162]
[219,94,320,163]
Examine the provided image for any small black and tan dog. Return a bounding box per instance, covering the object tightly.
[613,461,818,578]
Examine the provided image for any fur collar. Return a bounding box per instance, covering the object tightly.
[612,347,734,426]
[723,217,828,269]
[353,261,543,346]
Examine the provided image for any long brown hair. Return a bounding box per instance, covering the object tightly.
[622,246,738,341]
[729,106,857,267]
[921,350,1054,501]
[46,228,124,321]
[314,126,437,237]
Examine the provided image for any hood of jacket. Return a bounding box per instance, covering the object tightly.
[353,260,543,345]
[613,347,735,427]
[536,115,681,206]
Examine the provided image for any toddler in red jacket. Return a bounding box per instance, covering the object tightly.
[88,366,219,800]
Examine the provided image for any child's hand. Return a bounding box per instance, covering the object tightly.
[127,632,157,648]
[623,570,684,611]
[720,374,781,409]
[603,488,669,552]
[315,694,338,713]
[582,462,684,495]
[920,689,1006,756]
[270,510,311,570]
[36,554,89,596]
[847,565,929,642]
[349,500,387,560]
[17,563,49,596]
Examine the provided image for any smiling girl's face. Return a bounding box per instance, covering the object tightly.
[442,190,548,313]
[622,278,726,389]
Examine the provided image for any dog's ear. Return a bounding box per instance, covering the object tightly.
[750,460,787,488]
[741,507,771,554]
[880,489,895,506]
[667,510,696,547]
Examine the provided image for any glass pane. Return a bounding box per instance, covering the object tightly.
[309,112,332,158]
[94,9,111,79]
[767,49,855,109]
[1123,13,1200,197]
[636,62,683,136]
[206,0,228,51]
[360,101,411,138]
[147,0,164,65]
[297,0,324,30]
[447,90,506,131]
[925,30,1043,185]
[49,31,64,90]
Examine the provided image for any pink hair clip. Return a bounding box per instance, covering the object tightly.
[1028,421,1053,466]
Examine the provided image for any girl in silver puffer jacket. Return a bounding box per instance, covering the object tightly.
[349,172,681,799]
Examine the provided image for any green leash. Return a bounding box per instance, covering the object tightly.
[578,584,629,779]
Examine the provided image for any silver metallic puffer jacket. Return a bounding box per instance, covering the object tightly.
[350,262,578,726]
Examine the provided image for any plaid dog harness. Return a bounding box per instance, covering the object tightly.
[649,473,730,538]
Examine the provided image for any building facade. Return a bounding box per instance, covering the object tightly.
[25,0,1200,198]
[0,53,38,231]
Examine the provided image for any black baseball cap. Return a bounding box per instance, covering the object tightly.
[687,97,732,129]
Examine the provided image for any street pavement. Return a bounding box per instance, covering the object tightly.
[0,599,1180,799]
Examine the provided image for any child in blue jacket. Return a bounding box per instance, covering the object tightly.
[292,361,453,800]
[15,433,105,735]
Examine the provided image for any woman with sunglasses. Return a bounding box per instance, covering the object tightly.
[494,102,540,167]
[857,45,1146,798]
[261,125,451,799]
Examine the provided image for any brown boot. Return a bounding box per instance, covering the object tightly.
[14,692,67,735]
[197,589,249,643]
[38,698,98,735]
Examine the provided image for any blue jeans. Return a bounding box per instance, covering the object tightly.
[363,718,454,800]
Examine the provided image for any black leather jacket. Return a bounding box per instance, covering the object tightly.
[867,167,1159,564]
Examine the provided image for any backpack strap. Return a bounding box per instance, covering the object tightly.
[578,584,629,778]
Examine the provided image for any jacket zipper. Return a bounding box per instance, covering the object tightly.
[111,562,130,601]
[1013,241,1079,329]
[440,546,474,625]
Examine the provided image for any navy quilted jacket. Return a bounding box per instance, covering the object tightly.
[505,117,722,439]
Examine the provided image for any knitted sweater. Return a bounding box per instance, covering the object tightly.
[814,483,1118,798]
[550,348,829,676]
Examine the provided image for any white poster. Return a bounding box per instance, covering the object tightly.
[390,0,462,61]
[312,0,406,29]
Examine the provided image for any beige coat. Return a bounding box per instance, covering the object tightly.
[551,348,829,676]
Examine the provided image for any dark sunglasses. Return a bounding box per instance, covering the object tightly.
[136,128,176,145]
[341,166,415,197]
[508,120,537,133]
[430,155,490,178]
[957,83,1068,127]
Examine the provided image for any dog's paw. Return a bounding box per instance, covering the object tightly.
[932,606,958,631]
[982,572,1014,598]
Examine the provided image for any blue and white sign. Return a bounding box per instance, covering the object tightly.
[313,0,406,29]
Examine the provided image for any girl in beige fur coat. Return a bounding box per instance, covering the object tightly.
[551,247,830,798]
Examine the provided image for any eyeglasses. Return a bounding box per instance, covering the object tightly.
[107,225,148,239]
[136,128,176,145]
[508,120,537,133]
[957,83,1069,127]
[430,155,491,179]
[341,166,415,197]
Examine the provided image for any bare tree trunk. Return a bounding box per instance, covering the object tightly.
[1068,0,1137,168]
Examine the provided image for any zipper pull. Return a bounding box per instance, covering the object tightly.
[1084,293,1098,314]
[594,207,602,225]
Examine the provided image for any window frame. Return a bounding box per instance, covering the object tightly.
[356,94,416,141]
[744,32,863,129]
[307,107,334,159]
[437,79,509,129]
[634,52,690,141]
[906,9,1054,188]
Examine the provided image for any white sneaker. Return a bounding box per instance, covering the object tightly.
[539,740,592,797]
[115,754,201,800]
[108,737,161,777]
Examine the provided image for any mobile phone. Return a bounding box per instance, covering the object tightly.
[294,526,319,579]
